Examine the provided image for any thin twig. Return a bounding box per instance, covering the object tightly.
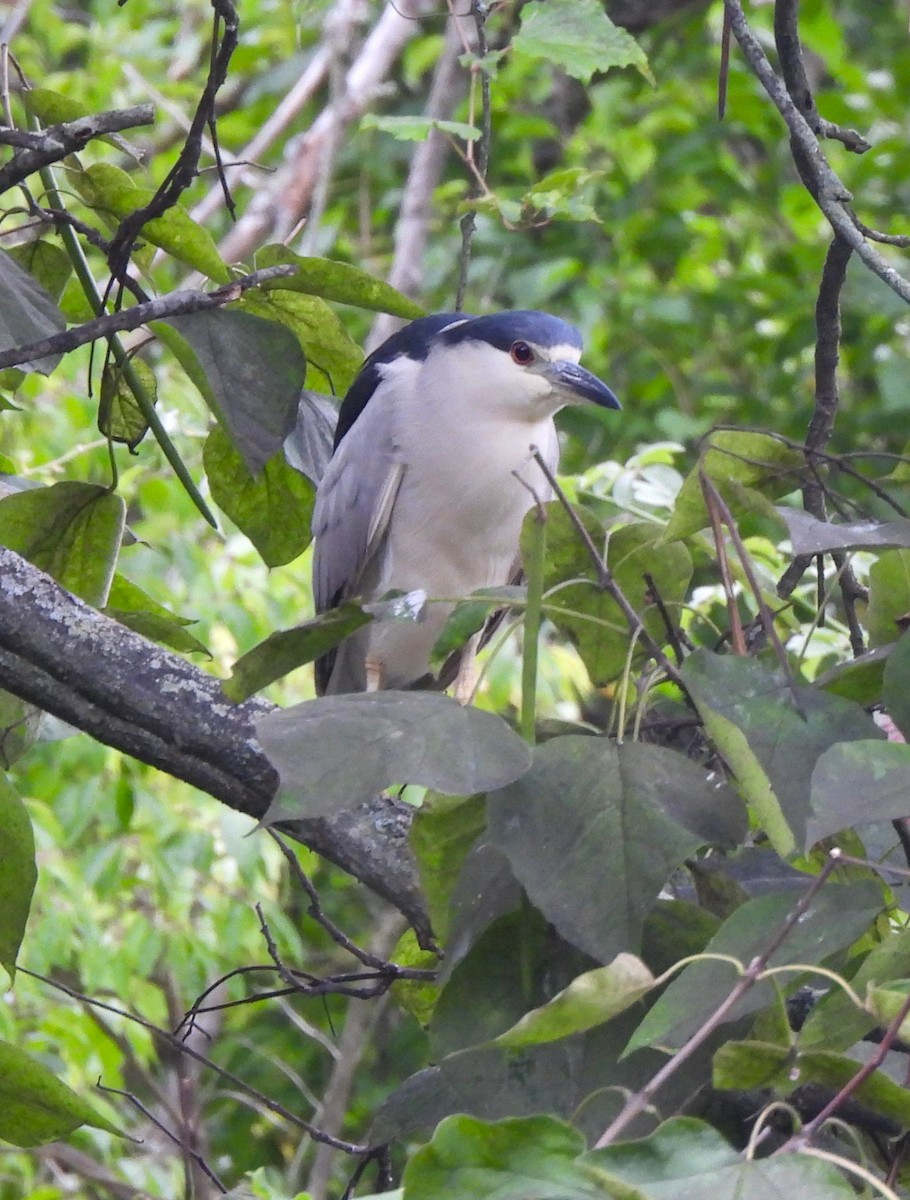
[701,474,747,656]
[530,448,689,694]
[454,0,492,309]
[0,265,295,370]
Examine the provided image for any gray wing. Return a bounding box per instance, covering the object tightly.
[311,379,404,615]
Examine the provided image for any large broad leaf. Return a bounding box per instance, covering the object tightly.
[256,245,424,320]
[0,776,36,983]
[779,507,910,553]
[73,163,229,281]
[256,692,532,819]
[203,425,315,566]
[223,604,371,702]
[537,509,692,687]
[162,310,305,476]
[512,0,652,85]
[0,482,124,605]
[591,1117,852,1199]
[867,549,910,647]
[486,736,745,963]
[0,1039,122,1146]
[402,1113,852,1200]
[681,650,881,856]
[0,248,66,375]
[664,431,804,542]
[807,739,910,846]
[237,290,362,395]
[625,879,885,1055]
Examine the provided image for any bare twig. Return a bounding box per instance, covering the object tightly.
[0,106,154,192]
[106,0,238,282]
[0,265,294,370]
[454,0,492,309]
[530,447,689,693]
[21,967,369,1153]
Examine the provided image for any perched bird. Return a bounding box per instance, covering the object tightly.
[312,310,620,695]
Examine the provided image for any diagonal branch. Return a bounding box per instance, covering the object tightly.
[724,0,910,308]
[0,548,430,941]
[0,265,294,370]
[0,105,154,192]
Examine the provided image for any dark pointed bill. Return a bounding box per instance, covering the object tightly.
[547,360,621,410]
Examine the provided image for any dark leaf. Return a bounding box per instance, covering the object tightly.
[257,692,532,819]
[99,357,155,448]
[0,248,67,375]
[486,736,745,963]
[626,880,885,1055]
[682,650,881,856]
[163,309,305,475]
[807,740,910,846]
[283,389,338,486]
[224,604,371,702]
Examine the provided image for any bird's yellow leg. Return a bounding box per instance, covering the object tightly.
[365,656,384,692]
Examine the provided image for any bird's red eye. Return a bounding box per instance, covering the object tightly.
[510,340,534,365]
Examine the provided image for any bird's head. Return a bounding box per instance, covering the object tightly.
[434,310,620,423]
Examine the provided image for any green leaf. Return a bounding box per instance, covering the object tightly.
[430,586,524,669]
[0,248,67,376]
[257,692,532,819]
[867,549,910,646]
[224,604,371,702]
[816,643,891,705]
[73,163,229,282]
[807,739,910,846]
[587,1116,854,1198]
[402,1114,598,1200]
[103,574,209,656]
[257,245,423,321]
[681,650,881,856]
[235,287,362,394]
[664,431,804,542]
[493,955,654,1049]
[25,87,92,124]
[360,114,481,143]
[538,510,692,686]
[486,736,745,963]
[0,1039,122,1146]
[512,0,652,85]
[883,631,910,740]
[410,792,488,942]
[0,482,125,605]
[163,311,305,475]
[625,880,885,1055]
[6,241,72,303]
[0,775,36,983]
[99,356,156,448]
[799,927,910,1052]
[203,425,315,566]
[0,694,42,770]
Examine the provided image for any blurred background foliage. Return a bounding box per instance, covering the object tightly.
[3,0,910,1196]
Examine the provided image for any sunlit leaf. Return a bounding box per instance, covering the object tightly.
[0,1039,122,1146]
[513,0,652,85]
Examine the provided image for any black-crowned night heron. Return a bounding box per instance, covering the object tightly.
[312,310,620,695]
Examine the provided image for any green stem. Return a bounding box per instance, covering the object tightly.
[37,163,218,528]
[520,507,547,745]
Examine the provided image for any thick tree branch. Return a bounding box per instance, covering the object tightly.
[0,265,294,370]
[0,549,430,941]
